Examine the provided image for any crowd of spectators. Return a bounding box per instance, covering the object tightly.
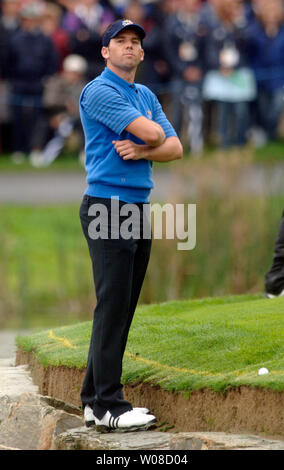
[1,0,284,165]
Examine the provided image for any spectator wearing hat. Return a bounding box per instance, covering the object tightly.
[29,54,88,167]
[6,2,58,162]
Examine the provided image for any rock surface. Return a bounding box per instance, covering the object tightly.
[54,427,284,451]
[169,432,284,450]
[54,427,171,450]
[0,332,83,450]
[0,358,38,399]
[0,392,83,450]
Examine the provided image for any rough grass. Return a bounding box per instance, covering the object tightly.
[16,293,284,394]
[1,193,284,328]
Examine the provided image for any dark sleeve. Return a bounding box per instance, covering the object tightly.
[44,36,59,76]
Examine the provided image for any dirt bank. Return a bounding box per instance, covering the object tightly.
[16,348,284,439]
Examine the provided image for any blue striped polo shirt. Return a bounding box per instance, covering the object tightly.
[79,67,177,203]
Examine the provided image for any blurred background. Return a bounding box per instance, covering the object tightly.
[1,0,284,329]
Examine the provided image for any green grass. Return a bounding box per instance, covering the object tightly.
[254,139,284,163]
[16,293,284,394]
[0,203,93,328]
[197,139,284,164]
[0,153,84,172]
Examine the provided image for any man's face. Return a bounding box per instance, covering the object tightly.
[256,0,283,25]
[2,0,20,17]
[102,29,144,72]
[182,0,200,13]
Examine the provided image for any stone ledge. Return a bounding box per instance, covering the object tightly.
[54,427,171,451]
[1,386,284,451]
[169,432,284,450]
[54,427,284,451]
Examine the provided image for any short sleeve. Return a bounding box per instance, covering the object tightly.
[80,83,142,135]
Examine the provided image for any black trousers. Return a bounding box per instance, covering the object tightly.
[265,211,284,295]
[79,195,152,419]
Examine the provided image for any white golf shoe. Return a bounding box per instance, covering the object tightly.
[84,405,155,432]
[134,407,149,414]
[84,404,96,427]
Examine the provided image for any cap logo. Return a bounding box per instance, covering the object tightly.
[122,19,134,26]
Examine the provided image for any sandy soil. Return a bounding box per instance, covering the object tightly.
[16,348,284,439]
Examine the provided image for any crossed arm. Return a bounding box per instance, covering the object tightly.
[113,116,183,162]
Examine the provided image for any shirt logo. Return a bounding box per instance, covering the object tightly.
[122,19,134,26]
[146,110,152,120]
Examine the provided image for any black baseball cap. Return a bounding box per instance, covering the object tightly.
[102,19,146,47]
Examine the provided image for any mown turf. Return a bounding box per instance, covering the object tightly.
[16,294,284,394]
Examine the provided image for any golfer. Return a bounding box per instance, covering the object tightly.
[79,19,183,432]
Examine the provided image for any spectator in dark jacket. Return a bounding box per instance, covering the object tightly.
[245,0,284,142]
[0,0,21,153]
[265,209,284,298]
[6,3,58,161]
[0,0,20,76]
[163,0,205,155]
